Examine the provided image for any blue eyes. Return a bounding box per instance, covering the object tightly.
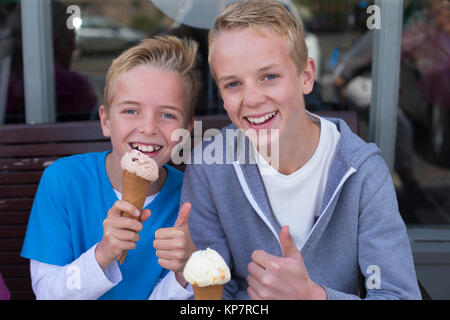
[227,81,239,88]
[265,74,277,80]
[225,74,278,89]
[121,109,175,120]
[125,110,136,114]
[161,113,175,119]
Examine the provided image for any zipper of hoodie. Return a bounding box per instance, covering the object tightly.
[298,166,357,252]
[233,161,283,251]
[234,161,357,253]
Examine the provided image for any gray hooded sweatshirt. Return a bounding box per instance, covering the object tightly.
[181,117,421,300]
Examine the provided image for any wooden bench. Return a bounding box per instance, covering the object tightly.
[3,110,406,300]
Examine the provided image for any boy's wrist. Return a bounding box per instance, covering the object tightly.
[305,280,327,300]
[95,242,113,272]
[175,271,188,288]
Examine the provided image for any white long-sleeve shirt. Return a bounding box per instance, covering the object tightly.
[30,243,193,300]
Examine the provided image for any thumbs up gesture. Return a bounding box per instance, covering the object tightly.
[246,226,327,300]
[153,202,196,276]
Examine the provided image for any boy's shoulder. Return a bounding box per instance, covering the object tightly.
[165,164,184,185]
[44,151,108,177]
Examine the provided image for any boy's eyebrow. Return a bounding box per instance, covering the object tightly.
[160,105,183,113]
[217,74,236,84]
[116,99,141,106]
[115,100,182,112]
[257,63,281,73]
[217,64,282,83]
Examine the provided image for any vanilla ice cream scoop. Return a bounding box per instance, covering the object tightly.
[183,248,231,287]
[120,149,159,181]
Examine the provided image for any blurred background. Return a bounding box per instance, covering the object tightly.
[0,0,449,298]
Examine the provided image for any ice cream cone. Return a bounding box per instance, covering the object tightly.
[119,169,151,264]
[183,248,231,298]
[193,284,224,300]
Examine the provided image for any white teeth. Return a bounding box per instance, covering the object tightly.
[131,143,161,153]
[247,112,277,124]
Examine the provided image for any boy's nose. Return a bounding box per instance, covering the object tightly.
[138,114,158,136]
[242,84,265,108]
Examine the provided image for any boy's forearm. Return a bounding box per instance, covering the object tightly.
[148,271,193,300]
[31,244,121,299]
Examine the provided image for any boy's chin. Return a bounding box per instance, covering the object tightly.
[246,130,280,148]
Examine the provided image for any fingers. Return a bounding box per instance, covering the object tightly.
[154,236,192,273]
[153,235,185,250]
[113,229,140,242]
[104,214,143,233]
[140,209,151,223]
[157,258,185,272]
[153,231,190,258]
[247,285,262,300]
[98,201,148,268]
[109,200,141,218]
[247,249,296,300]
[107,235,138,251]
[247,255,280,287]
[105,201,144,232]
[153,204,196,273]
[247,260,277,300]
[174,202,191,228]
[247,260,265,281]
[154,227,184,240]
[102,218,142,248]
[247,274,264,300]
[279,226,302,260]
[251,250,281,270]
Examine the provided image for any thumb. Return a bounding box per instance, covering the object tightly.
[280,226,301,259]
[140,209,151,223]
[174,202,192,228]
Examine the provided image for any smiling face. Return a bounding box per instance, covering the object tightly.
[99,65,192,174]
[210,28,315,148]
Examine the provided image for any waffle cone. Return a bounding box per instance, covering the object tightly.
[119,170,151,264]
[193,285,224,300]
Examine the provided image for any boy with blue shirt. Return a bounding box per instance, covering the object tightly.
[182,0,422,299]
[21,36,198,299]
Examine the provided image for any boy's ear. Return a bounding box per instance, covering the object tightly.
[186,118,195,133]
[98,105,111,138]
[301,58,316,95]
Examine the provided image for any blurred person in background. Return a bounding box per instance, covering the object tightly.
[5,0,97,123]
[333,0,449,214]
[401,0,450,165]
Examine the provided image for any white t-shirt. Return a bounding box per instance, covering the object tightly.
[113,189,158,209]
[254,113,341,251]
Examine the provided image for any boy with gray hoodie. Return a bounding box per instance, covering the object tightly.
[181,0,421,300]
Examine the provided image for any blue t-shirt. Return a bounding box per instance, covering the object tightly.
[21,151,183,299]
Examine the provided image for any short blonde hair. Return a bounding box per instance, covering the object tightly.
[209,0,308,74]
[104,35,200,120]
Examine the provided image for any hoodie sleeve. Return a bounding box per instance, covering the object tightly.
[354,155,421,300]
[181,163,239,300]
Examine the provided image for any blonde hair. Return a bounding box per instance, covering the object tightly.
[104,35,200,120]
[209,0,308,74]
